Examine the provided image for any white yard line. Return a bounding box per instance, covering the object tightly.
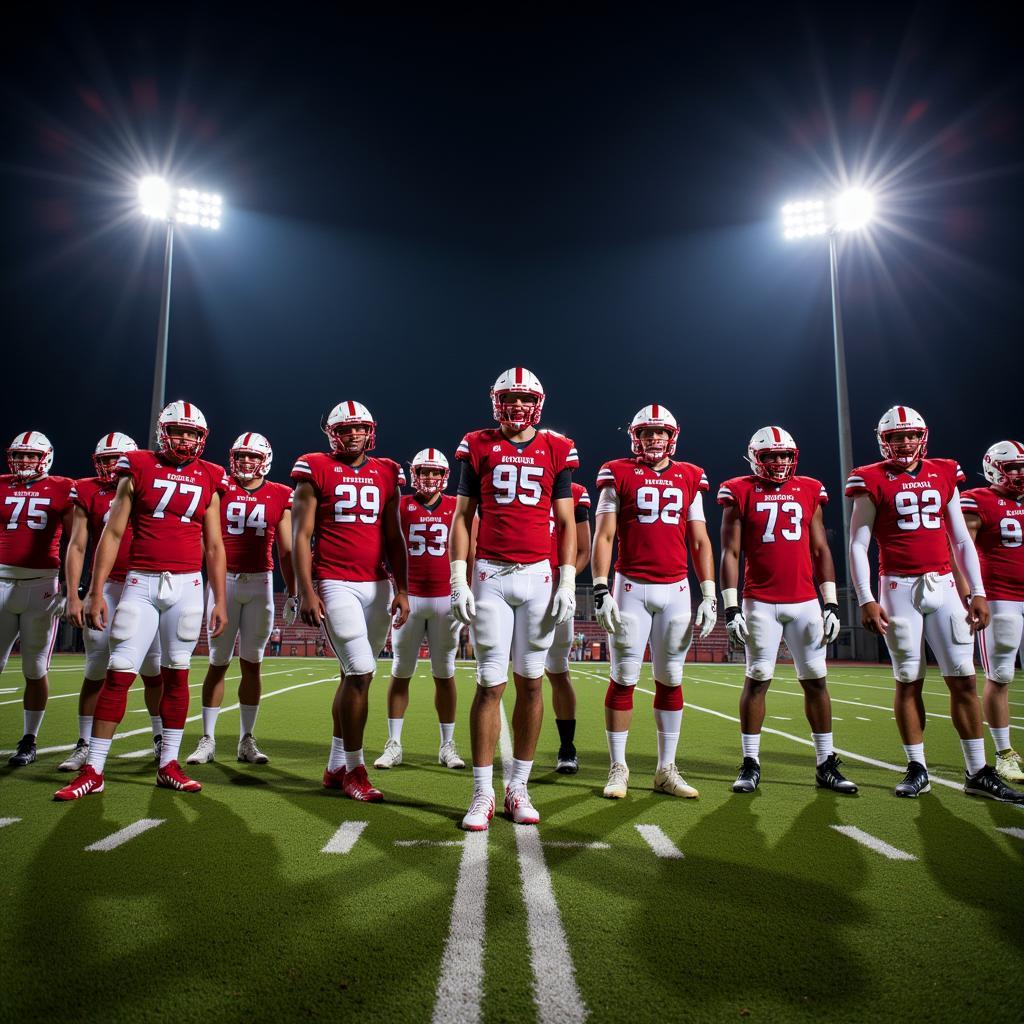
[542,841,610,850]
[396,839,466,848]
[0,817,21,829]
[117,748,155,759]
[635,824,684,860]
[321,821,368,854]
[829,825,917,861]
[85,818,164,852]
[996,827,1024,841]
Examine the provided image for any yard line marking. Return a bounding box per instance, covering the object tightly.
[431,831,488,1024]
[0,687,18,693]
[833,717,844,721]
[542,841,610,849]
[0,817,21,829]
[117,748,155,759]
[396,839,465,847]
[322,821,368,854]
[85,818,165,852]
[499,702,588,1024]
[635,824,684,860]
[830,825,916,861]
[856,716,872,722]
[996,827,1024,840]
[770,716,791,721]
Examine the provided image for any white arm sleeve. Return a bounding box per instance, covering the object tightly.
[849,494,877,607]
[945,490,986,597]
[686,492,705,522]
[596,488,620,515]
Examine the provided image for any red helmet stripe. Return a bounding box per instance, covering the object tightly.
[429,448,435,459]
[515,367,523,385]
[652,404,659,418]
[897,406,906,423]
[21,432,31,444]
[347,401,355,416]
[243,432,252,446]
[1014,441,1024,455]
[106,432,115,448]
[772,427,781,442]
[183,402,191,419]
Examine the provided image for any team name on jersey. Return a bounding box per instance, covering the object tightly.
[640,477,679,487]
[756,492,796,502]
[164,473,202,483]
[500,455,538,466]
[896,480,932,490]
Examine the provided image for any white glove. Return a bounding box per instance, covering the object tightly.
[593,578,621,633]
[51,592,67,619]
[725,607,748,645]
[450,559,476,625]
[822,603,841,645]
[552,565,576,626]
[282,595,299,626]
[694,580,718,640]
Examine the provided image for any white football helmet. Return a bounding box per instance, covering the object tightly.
[230,432,273,482]
[157,400,208,462]
[747,426,799,483]
[983,440,1024,495]
[93,432,138,481]
[7,431,53,480]
[629,404,678,464]
[876,405,928,466]
[323,401,376,454]
[490,367,545,430]
[410,448,450,496]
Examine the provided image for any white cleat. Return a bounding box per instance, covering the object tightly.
[186,735,216,765]
[58,740,90,773]
[653,763,700,799]
[603,762,629,799]
[438,740,465,769]
[995,749,1024,784]
[373,739,403,769]
[504,785,540,825]
[462,790,495,831]
[237,735,269,764]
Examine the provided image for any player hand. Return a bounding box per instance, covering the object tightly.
[725,606,748,646]
[552,584,576,626]
[50,591,67,620]
[860,601,888,636]
[451,584,476,624]
[391,591,410,629]
[208,601,228,638]
[300,588,325,628]
[594,584,621,633]
[66,592,84,629]
[695,594,718,640]
[966,595,989,634]
[821,603,841,645]
[84,591,107,631]
[282,594,299,626]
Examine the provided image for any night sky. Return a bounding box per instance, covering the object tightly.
[1,7,1021,579]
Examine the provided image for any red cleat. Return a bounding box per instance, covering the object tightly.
[342,764,383,802]
[155,760,202,793]
[323,765,347,790]
[54,765,105,801]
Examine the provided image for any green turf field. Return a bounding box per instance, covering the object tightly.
[1,655,1022,1024]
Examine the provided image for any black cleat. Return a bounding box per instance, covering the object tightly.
[815,753,858,794]
[732,756,761,793]
[555,748,579,775]
[894,760,930,798]
[964,764,1024,803]
[8,735,37,767]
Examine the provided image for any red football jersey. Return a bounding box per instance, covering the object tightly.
[597,458,708,583]
[845,459,964,577]
[221,478,293,574]
[72,476,133,582]
[291,452,404,582]
[401,493,456,598]
[115,451,228,574]
[0,474,74,571]
[961,486,1024,600]
[548,482,591,569]
[456,428,579,564]
[717,475,828,603]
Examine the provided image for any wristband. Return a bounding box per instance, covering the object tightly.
[819,581,837,606]
[700,580,716,601]
[721,587,739,610]
[450,559,468,588]
[558,565,576,589]
[593,575,608,587]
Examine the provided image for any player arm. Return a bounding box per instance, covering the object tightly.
[63,505,90,625]
[383,486,408,594]
[945,491,985,597]
[554,496,577,571]
[87,476,133,598]
[574,518,591,575]
[808,505,838,605]
[686,493,715,586]
[590,500,617,581]
[291,482,318,605]
[849,494,876,606]
[719,503,742,607]
[276,508,297,596]
[202,492,227,607]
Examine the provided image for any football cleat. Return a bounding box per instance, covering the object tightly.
[237,735,269,764]
[54,765,105,801]
[438,740,465,769]
[894,761,930,798]
[186,735,215,765]
[322,765,347,790]
[373,739,403,769]
[504,785,540,825]
[462,790,495,831]
[995,749,1024,784]
[964,765,1024,803]
[653,763,700,799]
[58,739,90,773]
[153,734,162,763]
[8,735,37,767]
[732,757,761,793]
[156,760,203,793]
[555,748,579,775]
[815,754,858,794]
[343,764,383,802]
[603,762,630,799]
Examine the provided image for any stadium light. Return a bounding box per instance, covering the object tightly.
[137,175,224,442]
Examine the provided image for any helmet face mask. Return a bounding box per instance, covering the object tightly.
[93,432,138,481]
[983,440,1024,495]
[323,402,376,457]
[229,432,273,483]
[490,368,545,431]
[876,406,928,467]
[629,405,678,465]
[7,431,53,480]
[157,401,208,463]
[410,447,450,496]
[746,426,799,483]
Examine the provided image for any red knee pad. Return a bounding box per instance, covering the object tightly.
[94,670,136,724]
[654,681,683,711]
[159,668,190,728]
[605,679,635,711]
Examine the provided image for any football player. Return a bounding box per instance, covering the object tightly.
[54,401,228,800]
[544,480,591,773]
[375,448,464,771]
[0,432,74,765]
[291,401,409,802]
[961,441,1024,783]
[847,406,1022,802]
[592,405,717,800]
[187,432,295,767]
[451,368,579,830]
[719,427,856,794]
[61,433,163,773]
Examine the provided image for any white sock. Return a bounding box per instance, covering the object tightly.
[606,729,628,766]
[439,721,455,745]
[653,707,682,736]
[344,747,365,771]
[239,703,259,738]
[812,732,833,767]
[656,731,680,770]
[24,708,44,738]
[202,706,220,739]
[86,736,112,773]
[961,737,986,776]
[989,725,1011,754]
[387,717,404,743]
[472,764,494,795]
[150,716,163,738]
[79,715,94,743]
[327,736,346,772]
[509,758,532,789]
[903,743,926,769]
[741,733,761,761]
[160,728,184,767]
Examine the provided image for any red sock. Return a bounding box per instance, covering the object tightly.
[94,670,136,724]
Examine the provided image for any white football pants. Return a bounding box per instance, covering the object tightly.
[391,593,459,678]
[319,578,392,677]
[207,571,275,666]
[84,580,161,679]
